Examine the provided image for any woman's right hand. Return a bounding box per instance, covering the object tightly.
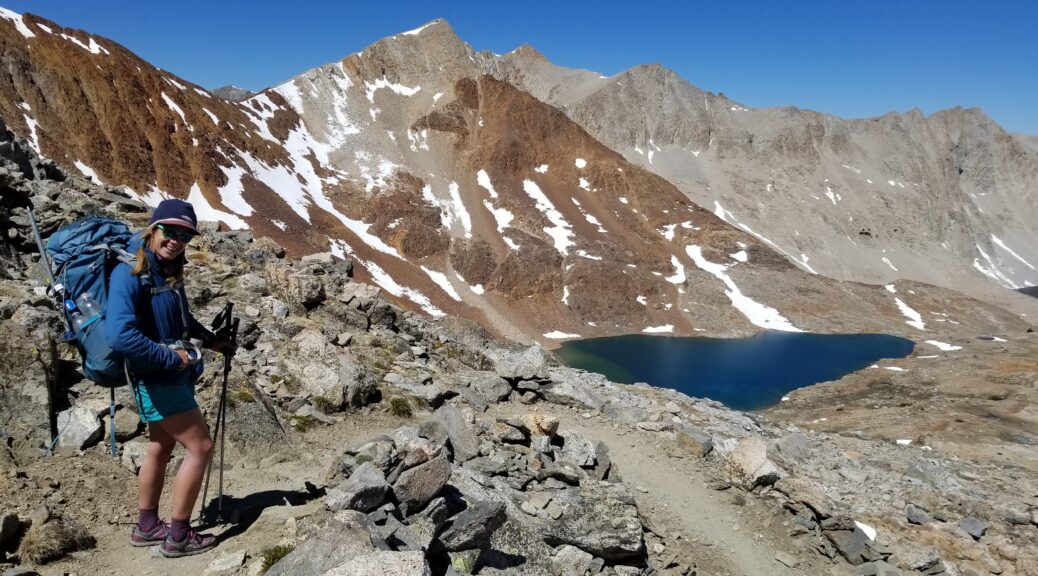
[174,348,190,370]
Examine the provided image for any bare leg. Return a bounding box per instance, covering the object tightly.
[151,408,214,520]
[138,420,176,510]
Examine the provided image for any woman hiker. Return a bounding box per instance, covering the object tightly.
[106,199,233,557]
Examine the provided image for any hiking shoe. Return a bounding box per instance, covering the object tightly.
[159,529,216,558]
[130,520,169,547]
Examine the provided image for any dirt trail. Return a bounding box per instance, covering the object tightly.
[488,405,828,576]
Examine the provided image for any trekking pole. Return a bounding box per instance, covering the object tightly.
[199,303,237,524]
[26,206,64,453]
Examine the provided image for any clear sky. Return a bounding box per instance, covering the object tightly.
[5,1,1036,134]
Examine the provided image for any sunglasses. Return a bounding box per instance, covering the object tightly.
[155,224,196,243]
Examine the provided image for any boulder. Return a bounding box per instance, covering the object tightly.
[724,436,785,489]
[432,406,480,462]
[552,544,596,576]
[204,549,246,575]
[556,431,596,468]
[322,551,430,576]
[325,463,390,513]
[436,500,506,551]
[485,345,548,380]
[542,481,643,560]
[267,511,377,576]
[676,427,713,457]
[55,407,103,453]
[469,372,511,403]
[393,453,452,516]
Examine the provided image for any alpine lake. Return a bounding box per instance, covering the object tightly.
[556,332,915,411]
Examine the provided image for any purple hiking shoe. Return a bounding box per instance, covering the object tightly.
[130,520,169,547]
[160,529,217,558]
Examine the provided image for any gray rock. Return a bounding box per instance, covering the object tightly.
[899,547,940,572]
[385,373,455,407]
[296,404,336,425]
[267,511,377,576]
[350,436,397,475]
[326,462,390,513]
[775,432,814,462]
[542,481,643,560]
[456,386,489,413]
[676,427,713,457]
[3,568,41,576]
[724,436,785,489]
[107,408,144,442]
[826,528,869,565]
[469,372,511,403]
[55,407,103,453]
[120,441,149,474]
[775,551,799,568]
[436,500,506,551]
[393,453,451,516]
[485,345,548,380]
[774,477,833,520]
[322,550,430,576]
[958,517,987,540]
[432,406,480,462]
[552,544,596,576]
[906,504,933,525]
[417,419,449,445]
[857,560,902,576]
[1003,508,1031,525]
[556,430,596,467]
[204,549,246,575]
[342,356,378,407]
[490,421,525,443]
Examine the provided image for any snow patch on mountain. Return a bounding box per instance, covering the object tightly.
[686,245,802,332]
[216,164,255,217]
[421,266,462,301]
[365,77,421,103]
[894,298,926,331]
[0,8,35,38]
[714,201,817,274]
[187,183,248,229]
[523,179,574,255]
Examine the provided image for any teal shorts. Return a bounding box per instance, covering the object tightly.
[133,380,198,423]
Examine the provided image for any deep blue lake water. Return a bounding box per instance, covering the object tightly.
[556,332,915,411]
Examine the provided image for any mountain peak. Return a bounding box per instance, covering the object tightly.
[510,43,547,61]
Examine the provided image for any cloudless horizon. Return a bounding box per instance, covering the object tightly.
[4,1,1036,134]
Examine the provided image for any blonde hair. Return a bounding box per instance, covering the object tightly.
[132,226,184,285]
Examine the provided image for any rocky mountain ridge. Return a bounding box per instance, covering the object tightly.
[491,44,1038,313]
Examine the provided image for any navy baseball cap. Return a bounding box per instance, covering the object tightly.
[149,199,199,234]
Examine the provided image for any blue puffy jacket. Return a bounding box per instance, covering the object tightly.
[105,236,210,387]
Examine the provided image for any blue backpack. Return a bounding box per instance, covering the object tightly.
[46,216,143,386]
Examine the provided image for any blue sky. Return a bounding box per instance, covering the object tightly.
[6,1,1036,134]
